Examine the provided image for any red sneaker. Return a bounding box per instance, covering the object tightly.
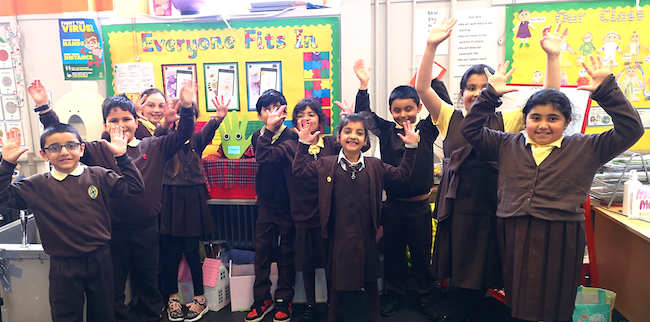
[273,300,292,322]
[245,299,274,322]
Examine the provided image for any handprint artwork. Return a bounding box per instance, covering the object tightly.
[218,111,251,159]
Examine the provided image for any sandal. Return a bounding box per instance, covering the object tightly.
[184,298,208,321]
[167,298,184,322]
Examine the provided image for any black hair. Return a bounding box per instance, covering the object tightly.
[292,98,325,129]
[389,85,420,107]
[256,89,287,114]
[458,64,495,106]
[460,64,495,93]
[336,113,373,138]
[102,95,137,122]
[141,88,164,98]
[522,88,573,121]
[40,123,82,150]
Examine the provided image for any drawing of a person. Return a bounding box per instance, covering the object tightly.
[624,31,643,63]
[576,32,597,66]
[616,66,645,101]
[532,70,543,84]
[560,70,569,86]
[560,33,576,67]
[512,9,534,48]
[79,31,103,67]
[576,68,591,86]
[598,31,622,66]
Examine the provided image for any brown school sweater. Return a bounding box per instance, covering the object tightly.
[256,130,339,228]
[0,155,144,257]
[39,106,195,228]
[461,75,644,221]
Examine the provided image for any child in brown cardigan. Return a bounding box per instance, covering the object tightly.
[292,113,419,322]
[461,56,644,322]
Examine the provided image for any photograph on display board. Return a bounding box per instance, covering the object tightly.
[5,121,24,146]
[204,62,239,111]
[1,95,17,120]
[0,43,12,69]
[161,64,197,100]
[246,62,281,111]
[0,69,16,95]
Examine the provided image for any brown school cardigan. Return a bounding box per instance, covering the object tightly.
[461,75,644,221]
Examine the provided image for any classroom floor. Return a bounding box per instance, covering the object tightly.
[128,288,631,322]
[130,287,513,322]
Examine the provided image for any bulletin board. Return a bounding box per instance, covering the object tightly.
[505,1,650,150]
[102,17,340,155]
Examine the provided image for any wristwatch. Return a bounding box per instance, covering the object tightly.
[34,104,50,112]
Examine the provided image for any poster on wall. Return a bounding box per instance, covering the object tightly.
[506,1,650,107]
[246,62,281,111]
[161,64,197,101]
[0,68,15,95]
[1,95,18,120]
[58,19,105,80]
[0,42,11,69]
[204,63,239,111]
[114,62,156,94]
[102,17,340,153]
[5,121,24,145]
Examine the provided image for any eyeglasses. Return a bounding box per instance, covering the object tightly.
[43,142,82,153]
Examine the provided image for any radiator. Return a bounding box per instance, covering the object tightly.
[206,199,258,251]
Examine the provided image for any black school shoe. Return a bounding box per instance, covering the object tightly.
[419,301,441,321]
[299,304,316,322]
[379,294,404,316]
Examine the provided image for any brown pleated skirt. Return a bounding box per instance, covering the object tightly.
[294,226,328,271]
[432,213,503,290]
[498,215,585,321]
[159,184,217,237]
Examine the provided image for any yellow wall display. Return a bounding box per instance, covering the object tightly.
[506,1,650,150]
[102,17,340,156]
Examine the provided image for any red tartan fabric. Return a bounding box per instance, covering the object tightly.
[202,145,258,189]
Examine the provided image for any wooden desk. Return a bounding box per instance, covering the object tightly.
[592,205,650,322]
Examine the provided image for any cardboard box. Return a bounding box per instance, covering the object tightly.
[178,258,231,312]
[229,261,278,311]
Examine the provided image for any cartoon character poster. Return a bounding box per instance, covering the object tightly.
[58,19,105,80]
[507,2,650,105]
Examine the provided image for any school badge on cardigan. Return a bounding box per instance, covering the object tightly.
[88,185,98,199]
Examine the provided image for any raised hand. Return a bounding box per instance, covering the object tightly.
[178,80,197,108]
[265,105,287,132]
[211,95,230,120]
[1,129,28,164]
[101,126,128,157]
[577,55,613,92]
[396,120,420,146]
[426,17,458,47]
[353,59,371,88]
[486,61,518,96]
[296,118,320,143]
[27,79,49,106]
[161,97,180,126]
[131,93,149,120]
[540,23,566,57]
[334,99,354,117]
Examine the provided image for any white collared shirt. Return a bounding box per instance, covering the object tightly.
[337,150,365,172]
[51,164,86,181]
[260,125,287,144]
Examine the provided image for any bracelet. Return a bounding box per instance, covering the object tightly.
[34,104,50,112]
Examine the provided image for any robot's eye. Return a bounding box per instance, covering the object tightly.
[223,133,230,140]
[236,133,242,140]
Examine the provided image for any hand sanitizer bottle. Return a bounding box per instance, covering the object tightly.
[623,170,642,216]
